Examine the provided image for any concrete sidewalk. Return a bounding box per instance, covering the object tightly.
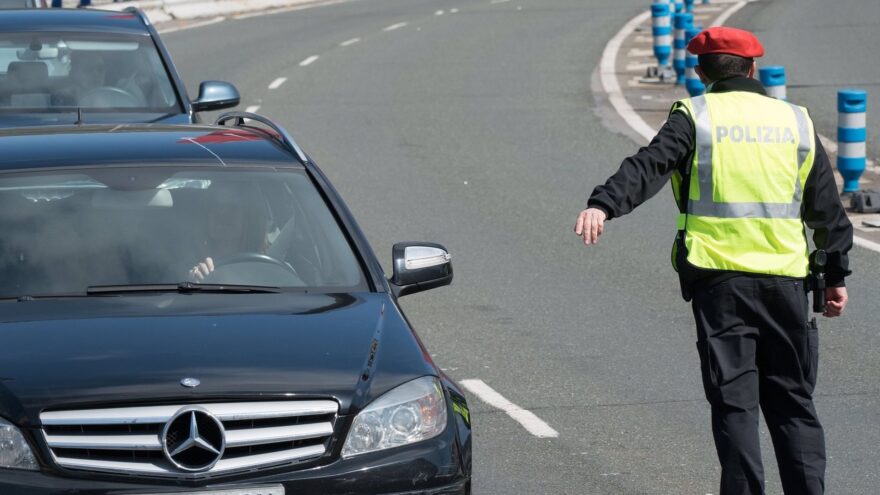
[604,1,880,248]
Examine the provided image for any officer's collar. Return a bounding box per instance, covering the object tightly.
[706,76,767,96]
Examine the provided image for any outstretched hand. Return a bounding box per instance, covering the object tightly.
[574,208,607,246]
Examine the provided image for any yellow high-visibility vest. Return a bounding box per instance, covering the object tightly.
[670,91,816,278]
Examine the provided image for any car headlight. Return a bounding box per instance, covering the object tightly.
[342,376,447,458]
[0,417,38,470]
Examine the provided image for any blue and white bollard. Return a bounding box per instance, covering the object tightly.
[758,66,786,100]
[673,13,693,85]
[684,0,695,12]
[838,89,868,193]
[651,3,672,70]
[675,0,683,13]
[685,27,704,96]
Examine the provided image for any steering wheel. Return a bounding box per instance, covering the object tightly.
[79,86,142,108]
[214,252,295,270]
[118,66,141,92]
[205,252,300,282]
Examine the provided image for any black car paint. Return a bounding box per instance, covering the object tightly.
[0,124,471,493]
[0,125,296,169]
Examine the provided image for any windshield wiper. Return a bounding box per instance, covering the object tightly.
[86,282,282,295]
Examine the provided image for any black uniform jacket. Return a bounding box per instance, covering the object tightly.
[587,76,853,287]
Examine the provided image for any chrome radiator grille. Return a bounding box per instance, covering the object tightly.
[40,401,338,478]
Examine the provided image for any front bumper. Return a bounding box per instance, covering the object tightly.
[0,428,469,495]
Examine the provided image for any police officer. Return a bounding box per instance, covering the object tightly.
[573,27,852,495]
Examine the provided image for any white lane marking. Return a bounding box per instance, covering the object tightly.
[383,22,408,31]
[854,235,880,253]
[244,105,261,113]
[268,77,288,90]
[625,61,653,71]
[340,37,361,46]
[450,8,459,13]
[435,9,444,15]
[299,55,319,66]
[599,9,655,143]
[490,0,510,3]
[627,48,654,57]
[600,2,880,255]
[460,379,559,438]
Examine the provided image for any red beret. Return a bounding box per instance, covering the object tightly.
[687,26,764,58]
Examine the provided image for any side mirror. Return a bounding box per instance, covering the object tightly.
[191,81,240,112]
[390,242,453,297]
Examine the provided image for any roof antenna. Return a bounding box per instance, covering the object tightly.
[75,107,83,125]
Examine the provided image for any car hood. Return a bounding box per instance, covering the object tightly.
[0,293,436,427]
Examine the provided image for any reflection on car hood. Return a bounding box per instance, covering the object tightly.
[0,292,436,426]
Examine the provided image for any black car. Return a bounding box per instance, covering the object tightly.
[0,8,239,127]
[0,115,471,494]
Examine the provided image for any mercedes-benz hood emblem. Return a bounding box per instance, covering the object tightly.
[161,408,225,472]
[180,377,201,388]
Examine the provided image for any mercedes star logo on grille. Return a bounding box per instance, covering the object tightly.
[161,408,226,472]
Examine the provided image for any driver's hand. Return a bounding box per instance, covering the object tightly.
[189,257,214,281]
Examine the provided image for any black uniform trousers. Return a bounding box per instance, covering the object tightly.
[691,275,825,495]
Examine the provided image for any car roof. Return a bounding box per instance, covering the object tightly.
[0,124,305,171]
[0,8,150,35]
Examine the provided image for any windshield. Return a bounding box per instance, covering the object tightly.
[0,167,367,297]
[0,32,180,117]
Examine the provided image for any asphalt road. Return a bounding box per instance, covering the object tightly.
[162,0,880,492]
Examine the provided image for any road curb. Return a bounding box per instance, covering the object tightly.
[594,0,880,253]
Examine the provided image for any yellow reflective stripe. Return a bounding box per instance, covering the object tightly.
[676,213,687,230]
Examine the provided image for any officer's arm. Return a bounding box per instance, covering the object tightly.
[803,137,853,287]
[587,111,693,220]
